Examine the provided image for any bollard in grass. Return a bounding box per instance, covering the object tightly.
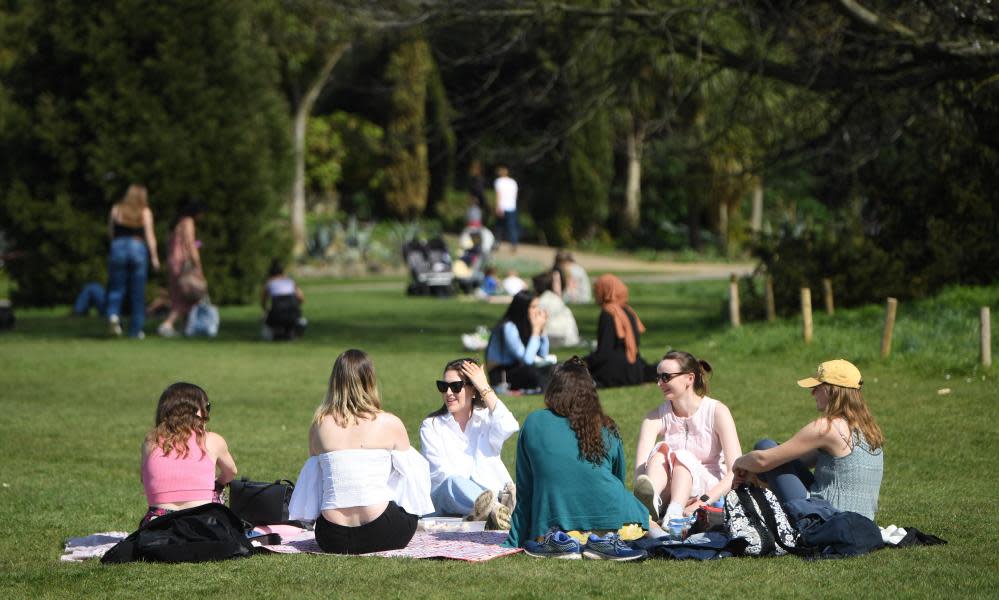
[881,297,898,358]
[823,278,834,315]
[982,307,992,368]
[729,274,741,328]
[801,287,813,344]
[765,275,776,322]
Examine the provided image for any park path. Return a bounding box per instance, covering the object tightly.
[490,241,755,284]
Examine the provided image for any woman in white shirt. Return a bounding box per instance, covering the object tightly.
[288,349,434,554]
[420,358,519,529]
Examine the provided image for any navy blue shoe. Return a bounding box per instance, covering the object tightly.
[582,533,647,561]
[523,528,582,559]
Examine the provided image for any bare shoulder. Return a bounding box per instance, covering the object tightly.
[378,411,407,433]
[642,404,663,422]
[205,431,228,451]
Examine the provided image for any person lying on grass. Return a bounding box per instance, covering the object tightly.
[503,357,649,548]
[139,382,237,528]
[632,351,742,530]
[420,358,518,529]
[732,359,884,520]
[288,349,434,554]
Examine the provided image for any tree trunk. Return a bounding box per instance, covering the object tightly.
[623,120,645,233]
[750,176,763,235]
[290,42,350,257]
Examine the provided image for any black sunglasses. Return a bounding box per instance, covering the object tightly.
[657,372,689,383]
[436,380,465,394]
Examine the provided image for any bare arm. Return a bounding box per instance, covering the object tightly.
[142,208,160,270]
[180,218,200,270]
[733,419,832,475]
[705,403,742,502]
[295,285,305,303]
[108,207,117,239]
[207,432,238,485]
[389,414,411,451]
[633,410,662,480]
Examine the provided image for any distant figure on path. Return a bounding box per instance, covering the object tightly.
[106,184,160,338]
[494,166,519,252]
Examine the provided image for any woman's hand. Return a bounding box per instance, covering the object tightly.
[732,467,749,488]
[461,360,490,393]
[683,497,704,517]
[529,305,547,335]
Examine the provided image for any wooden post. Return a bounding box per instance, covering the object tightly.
[881,297,898,358]
[801,287,813,344]
[982,307,992,368]
[729,274,741,327]
[822,278,834,315]
[765,275,776,322]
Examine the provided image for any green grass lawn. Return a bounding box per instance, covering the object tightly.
[1,277,996,598]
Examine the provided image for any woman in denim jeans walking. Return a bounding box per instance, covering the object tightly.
[106,184,160,338]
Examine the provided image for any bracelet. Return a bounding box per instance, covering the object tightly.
[479,386,494,396]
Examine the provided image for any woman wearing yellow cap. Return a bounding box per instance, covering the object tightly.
[732,359,884,519]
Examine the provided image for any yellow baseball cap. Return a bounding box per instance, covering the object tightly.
[797,359,863,389]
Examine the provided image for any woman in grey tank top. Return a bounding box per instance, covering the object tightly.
[731,359,884,520]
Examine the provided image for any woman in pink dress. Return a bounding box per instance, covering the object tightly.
[632,351,742,529]
[158,202,204,337]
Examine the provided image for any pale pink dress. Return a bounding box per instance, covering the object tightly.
[167,217,198,318]
[647,397,727,497]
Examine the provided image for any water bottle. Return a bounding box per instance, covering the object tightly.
[667,517,687,542]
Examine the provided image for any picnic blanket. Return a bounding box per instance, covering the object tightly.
[62,529,519,563]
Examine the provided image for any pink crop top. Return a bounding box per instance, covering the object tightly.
[141,434,215,506]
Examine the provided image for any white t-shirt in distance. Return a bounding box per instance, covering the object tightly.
[494,176,518,212]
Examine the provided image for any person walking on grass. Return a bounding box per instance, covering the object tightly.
[420,358,518,529]
[288,349,434,554]
[732,359,884,520]
[159,201,204,337]
[632,351,742,533]
[106,184,160,338]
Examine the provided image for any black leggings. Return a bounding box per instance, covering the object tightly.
[488,363,552,391]
[314,501,418,555]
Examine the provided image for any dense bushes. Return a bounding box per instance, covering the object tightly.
[0,0,290,306]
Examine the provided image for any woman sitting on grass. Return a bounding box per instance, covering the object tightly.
[140,382,237,528]
[732,359,884,520]
[503,357,649,553]
[420,358,518,529]
[484,291,551,391]
[584,274,657,388]
[288,349,434,554]
[632,351,742,531]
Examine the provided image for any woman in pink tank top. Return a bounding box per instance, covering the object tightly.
[139,382,238,527]
[632,351,742,528]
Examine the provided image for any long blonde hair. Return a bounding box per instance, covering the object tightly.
[313,349,382,426]
[820,383,884,449]
[146,382,209,458]
[116,184,149,228]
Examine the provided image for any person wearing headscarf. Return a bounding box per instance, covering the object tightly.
[584,274,657,388]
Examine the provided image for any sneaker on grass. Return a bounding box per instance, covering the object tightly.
[523,528,581,559]
[582,533,647,561]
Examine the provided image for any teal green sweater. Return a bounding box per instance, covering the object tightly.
[503,409,649,547]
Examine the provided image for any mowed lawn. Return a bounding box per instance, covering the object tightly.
[0,275,996,599]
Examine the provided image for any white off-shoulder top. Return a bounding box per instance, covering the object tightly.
[288,448,435,520]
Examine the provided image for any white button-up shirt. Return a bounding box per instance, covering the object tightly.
[419,398,520,494]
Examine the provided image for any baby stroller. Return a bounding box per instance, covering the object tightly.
[454,226,495,294]
[403,236,455,296]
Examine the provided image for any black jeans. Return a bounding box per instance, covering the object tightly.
[314,501,418,555]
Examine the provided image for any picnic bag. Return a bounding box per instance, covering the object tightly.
[101,503,252,564]
[724,485,799,556]
[178,260,208,303]
[229,478,294,526]
[184,298,219,337]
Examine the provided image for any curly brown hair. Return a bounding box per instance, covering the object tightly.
[146,382,209,458]
[544,357,619,464]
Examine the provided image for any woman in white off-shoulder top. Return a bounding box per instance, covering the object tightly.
[288,349,434,554]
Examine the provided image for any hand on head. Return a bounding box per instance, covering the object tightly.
[460,360,489,393]
[529,305,547,334]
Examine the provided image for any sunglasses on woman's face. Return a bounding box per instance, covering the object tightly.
[436,380,465,394]
[657,372,688,383]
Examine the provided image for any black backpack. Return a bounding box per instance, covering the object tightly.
[101,503,252,564]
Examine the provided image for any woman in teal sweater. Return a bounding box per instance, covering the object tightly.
[503,357,649,547]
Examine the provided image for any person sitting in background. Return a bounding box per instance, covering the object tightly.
[584,274,658,387]
[484,291,551,391]
[140,382,237,528]
[532,271,580,348]
[503,357,649,554]
[261,259,306,341]
[420,358,518,529]
[474,266,500,299]
[732,359,884,520]
[288,349,434,554]
[554,250,591,304]
[501,269,527,296]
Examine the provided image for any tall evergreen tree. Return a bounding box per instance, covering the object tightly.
[0,0,290,305]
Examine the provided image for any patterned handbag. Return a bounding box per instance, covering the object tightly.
[724,485,799,556]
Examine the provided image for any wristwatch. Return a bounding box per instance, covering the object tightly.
[699,494,710,503]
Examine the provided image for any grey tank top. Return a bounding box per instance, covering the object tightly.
[810,431,884,520]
